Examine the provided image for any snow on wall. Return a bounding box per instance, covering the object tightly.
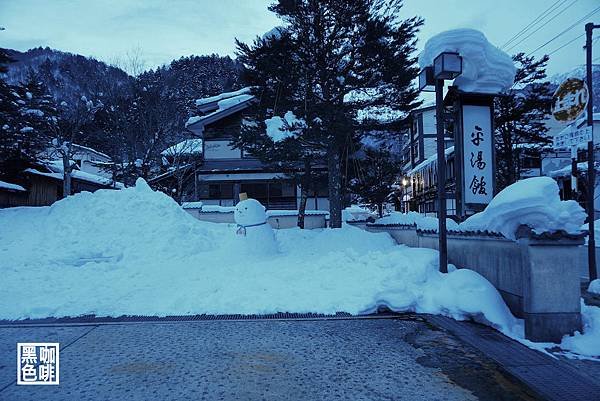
[419,29,515,94]
[459,177,586,239]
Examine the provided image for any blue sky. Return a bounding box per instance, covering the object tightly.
[1,0,598,76]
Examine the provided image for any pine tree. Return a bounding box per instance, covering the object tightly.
[237,0,422,227]
[349,147,402,217]
[495,53,553,190]
[0,48,22,171]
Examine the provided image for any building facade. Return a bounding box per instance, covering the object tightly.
[153,88,329,210]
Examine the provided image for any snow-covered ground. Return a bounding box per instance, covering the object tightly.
[0,179,598,358]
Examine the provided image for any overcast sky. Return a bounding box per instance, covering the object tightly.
[1,0,599,77]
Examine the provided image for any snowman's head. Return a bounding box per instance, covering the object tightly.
[234,198,267,226]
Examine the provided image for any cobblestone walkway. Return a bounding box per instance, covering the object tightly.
[0,316,535,401]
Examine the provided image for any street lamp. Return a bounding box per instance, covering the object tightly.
[433,52,462,80]
[418,67,435,92]
[418,51,463,274]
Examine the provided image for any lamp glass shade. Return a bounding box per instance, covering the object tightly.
[418,67,435,92]
[433,52,462,80]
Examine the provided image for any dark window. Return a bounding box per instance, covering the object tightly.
[209,184,221,198]
[269,182,282,197]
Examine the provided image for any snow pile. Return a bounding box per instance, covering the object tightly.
[265,111,306,142]
[374,211,459,231]
[375,211,422,225]
[3,181,600,357]
[419,29,515,94]
[589,279,600,295]
[459,177,586,239]
[560,302,600,357]
[342,205,374,221]
[0,179,223,277]
[417,216,459,231]
[0,180,516,335]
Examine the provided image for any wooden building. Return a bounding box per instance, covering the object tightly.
[153,88,329,210]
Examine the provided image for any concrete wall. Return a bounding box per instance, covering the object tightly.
[184,209,328,229]
[365,224,583,342]
[268,214,327,229]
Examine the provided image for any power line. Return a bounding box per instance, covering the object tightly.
[505,0,579,52]
[547,33,585,56]
[527,5,600,56]
[501,0,566,49]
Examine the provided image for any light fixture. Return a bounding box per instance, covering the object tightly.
[418,66,435,92]
[433,52,462,80]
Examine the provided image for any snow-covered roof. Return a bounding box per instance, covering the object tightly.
[408,146,454,175]
[161,139,203,157]
[0,180,26,192]
[25,161,124,189]
[194,88,253,107]
[71,144,111,160]
[186,92,256,130]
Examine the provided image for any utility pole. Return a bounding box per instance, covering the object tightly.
[585,22,599,282]
[435,79,448,274]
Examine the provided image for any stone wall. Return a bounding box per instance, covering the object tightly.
[364,223,584,342]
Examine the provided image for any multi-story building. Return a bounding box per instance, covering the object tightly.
[151,88,329,210]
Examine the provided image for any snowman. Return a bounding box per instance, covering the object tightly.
[234,193,278,254]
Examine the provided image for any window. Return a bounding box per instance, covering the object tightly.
[269,182,282,197]
[201,183,233,199]
[209,184,221,198]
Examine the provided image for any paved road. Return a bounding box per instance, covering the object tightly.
[0,317,535,401]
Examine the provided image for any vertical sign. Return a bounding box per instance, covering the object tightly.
[462,105,494,205]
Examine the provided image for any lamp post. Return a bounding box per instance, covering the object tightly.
[585,23,599,282]
[419,52,463,274]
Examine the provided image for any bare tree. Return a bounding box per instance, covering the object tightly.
[160,139,203,204]
[48,97,101,196]
[110,46,147,76]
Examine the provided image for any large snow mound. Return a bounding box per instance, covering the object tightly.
[459,177,586,239]
[419,29,515,94]
[2,180,599,357]
[0,179,514,332]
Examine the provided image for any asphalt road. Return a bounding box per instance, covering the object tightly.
[0,316,536,401]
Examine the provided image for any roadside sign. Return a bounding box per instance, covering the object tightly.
[553,126,593,150]
[551,78,589,123]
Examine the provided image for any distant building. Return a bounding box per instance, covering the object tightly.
[0,145,122,208]
[400,103,455,216]
[543,113,600,217]
[151,88,329,210]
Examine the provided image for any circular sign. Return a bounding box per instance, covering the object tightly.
[552,78,589,123]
